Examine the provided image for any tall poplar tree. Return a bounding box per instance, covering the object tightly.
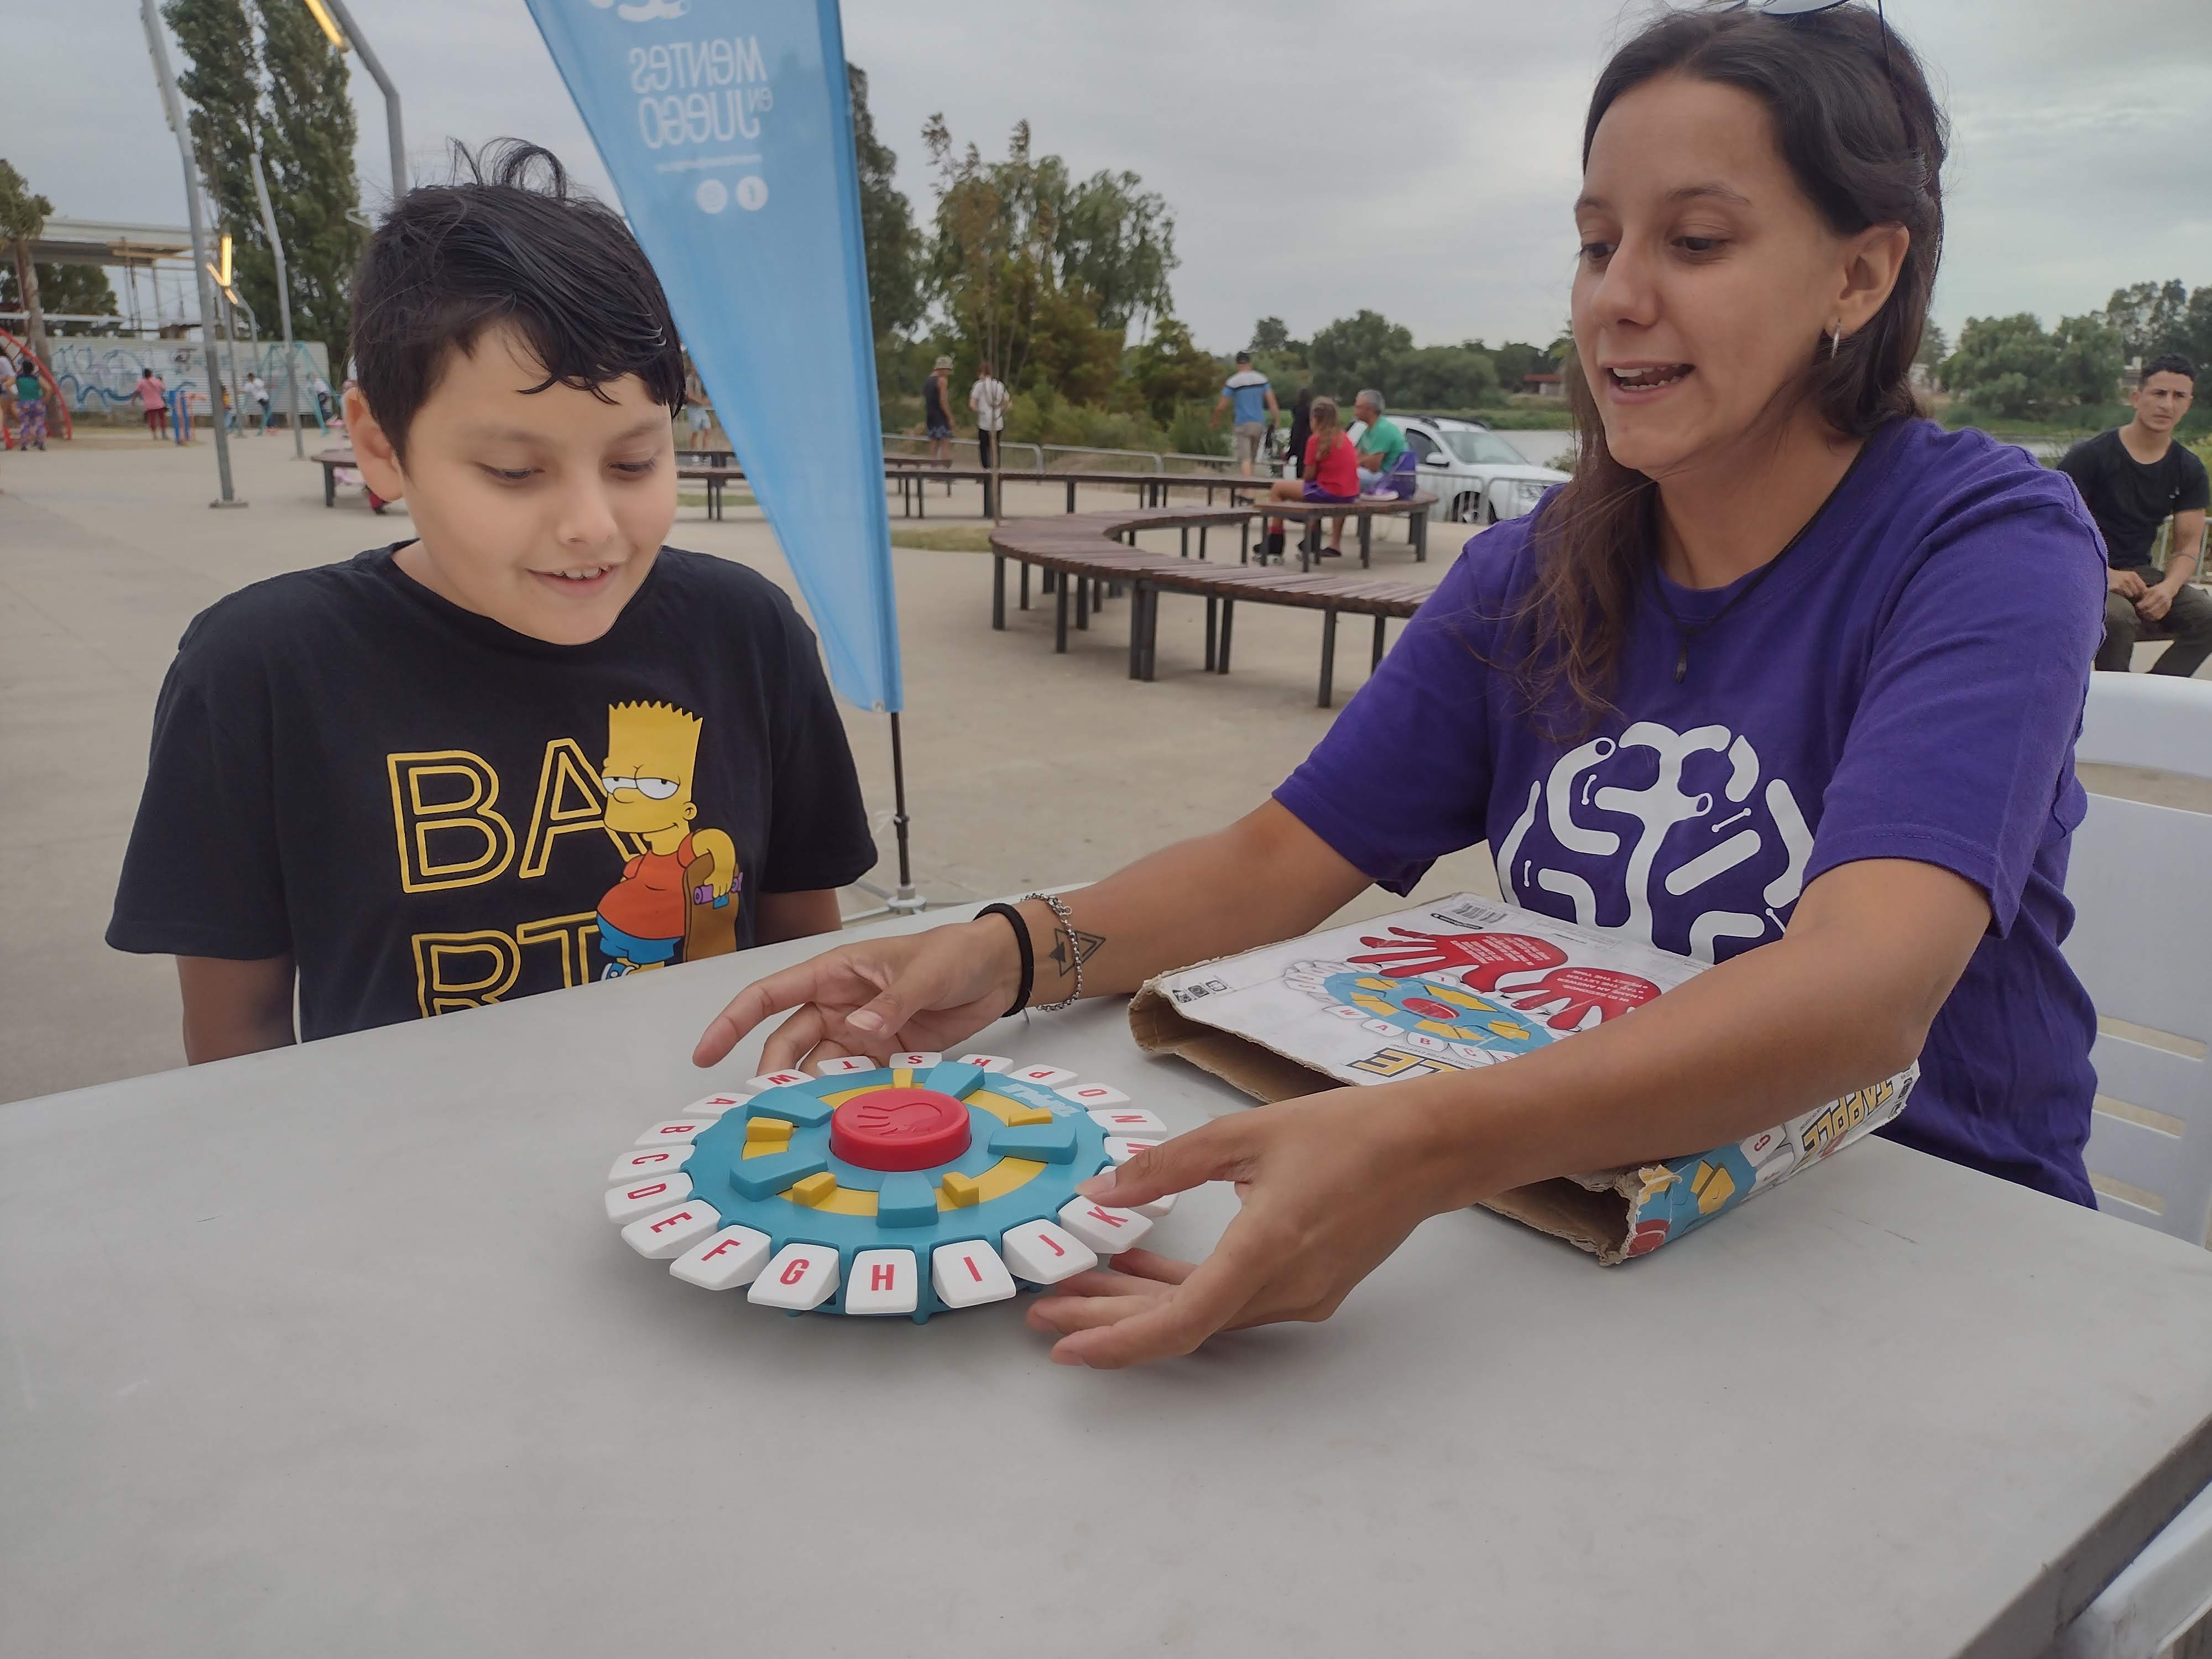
[164,0,273,329]
[259,0,366,359]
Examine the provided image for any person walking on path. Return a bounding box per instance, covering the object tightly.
[138,368,168,437]
[245,371,272,434]
[2060,354,2210,677]
[923,355,954,465]
[969,359,1008,472]
[1213,350,1279,477]
[14,358,48,451]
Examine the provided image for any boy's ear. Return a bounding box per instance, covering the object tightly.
[345,385,408,504]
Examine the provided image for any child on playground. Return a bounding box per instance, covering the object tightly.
[107,142,877,1062]
[1259,395,1358,561]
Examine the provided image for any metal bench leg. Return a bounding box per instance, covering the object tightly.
[1020,561,1031,611]
[324,467,335,507]
[1205,596,1218,672]
[993,554,1006,630]
[1066,479,1076,514]
[1056,580,1070,652]
[1180,526,1189,560]
[1198,524,1208,561]
[917,478,926,519]
[1372,615,1387,670]
[1241,519,1251,564]
[1128,585,1146,680]
[1076,575,1089,631]
[1142,585,1160,681]
[1414,509,1428,562]
[1319,611,1338,708]
[1218,601,1235,674]
[1359,515,1371,568]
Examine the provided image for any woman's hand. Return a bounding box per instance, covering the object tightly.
[692,916,1020,1072]
[1024,1087,1473,1368]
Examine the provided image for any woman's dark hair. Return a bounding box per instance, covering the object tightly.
[349,140,686,459]
[1293,385,1314,415]
[1512,3,1947,729]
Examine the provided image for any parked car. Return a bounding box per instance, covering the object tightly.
[1397,416,1570,524]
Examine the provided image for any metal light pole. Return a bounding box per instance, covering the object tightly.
[315,0,406,204]
[249,145,305,458]
[139,0,242,507]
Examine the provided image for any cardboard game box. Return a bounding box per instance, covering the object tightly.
[1128,894,1916,1263]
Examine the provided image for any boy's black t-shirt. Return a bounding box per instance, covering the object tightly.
[2057,428,2211,570]
[108,545,877,1041]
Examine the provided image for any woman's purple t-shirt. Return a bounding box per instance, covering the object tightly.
[1275,418,2107,1204]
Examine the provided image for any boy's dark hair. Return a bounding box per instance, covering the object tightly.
[2141,354,2197,387]
[349,140,686,460]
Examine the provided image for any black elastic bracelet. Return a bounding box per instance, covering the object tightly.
[976,902,1034,1019]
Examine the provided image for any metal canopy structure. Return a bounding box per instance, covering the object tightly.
[29,218,195,267]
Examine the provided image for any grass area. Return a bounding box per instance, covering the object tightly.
[677,490,754,509]
[889,524,997,554]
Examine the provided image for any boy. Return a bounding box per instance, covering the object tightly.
[107,143,876,1062]
[2060,354,2210,676]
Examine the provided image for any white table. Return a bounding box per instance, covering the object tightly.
[7,905,2212,1658]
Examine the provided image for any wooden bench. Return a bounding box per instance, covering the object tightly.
[1226,490,1438,570]
[989,509,1436,706]
[312,446,358,505]
[891,466,1281,521]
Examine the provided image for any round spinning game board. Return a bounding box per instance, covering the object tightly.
[603,1052,1175,1322]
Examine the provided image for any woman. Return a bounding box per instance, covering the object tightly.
[1260,395,1358,561]
[696,4,2104,1369]
[138,368,169,437]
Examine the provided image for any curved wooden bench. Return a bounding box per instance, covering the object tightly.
[989,509,1437,706]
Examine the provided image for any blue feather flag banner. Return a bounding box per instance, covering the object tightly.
[524,0,902,712]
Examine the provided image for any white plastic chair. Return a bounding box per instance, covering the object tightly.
[2063,671,2212,1245]
[2046,672,2212,1659]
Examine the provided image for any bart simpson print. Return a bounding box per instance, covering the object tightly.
[594,701,738,974]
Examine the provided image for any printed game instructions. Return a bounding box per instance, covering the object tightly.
[1130,894,1916,1261]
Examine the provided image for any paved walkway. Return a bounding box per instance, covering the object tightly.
[0,432,1490,1102]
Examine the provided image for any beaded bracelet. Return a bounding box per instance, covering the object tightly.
[1024,891,1084,1013]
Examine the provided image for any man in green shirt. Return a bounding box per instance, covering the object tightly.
[1349,388,1406,487]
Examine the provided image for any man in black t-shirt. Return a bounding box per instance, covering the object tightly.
[107,144,875,1059]
[2058,354,2211,675]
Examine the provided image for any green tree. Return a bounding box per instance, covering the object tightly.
[1309,309,1412,395]
[1249,315,1293,354]
[259,0,366,360]
[1914,320,1950,385]
[2105,280,2190,363]
[1488,339,1557,390]
[0,158,53,363]
[1044,163,1175,337]
[924,116,1048,389]
[0,263,120,335]
[1129,315,1216,422]
[165,0,273,329]
[848,65,922,340]
[1940,314,2048,418]
[1026,281,1123,405]
[2179,288,2212,372]
[1391,343,1499,408]
[2052,311,2125,405]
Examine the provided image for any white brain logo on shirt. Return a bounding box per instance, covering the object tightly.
[1494,721,1813,962]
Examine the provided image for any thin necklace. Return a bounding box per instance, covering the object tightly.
[1647,441,1874,684]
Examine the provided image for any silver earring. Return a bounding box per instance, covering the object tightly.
[1828,322,1842,361]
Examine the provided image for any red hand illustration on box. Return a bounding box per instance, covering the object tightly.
[1347,928,1568,987]
[1499,966,1661,1030]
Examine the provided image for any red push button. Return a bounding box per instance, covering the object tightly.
[830,1087,973,1171]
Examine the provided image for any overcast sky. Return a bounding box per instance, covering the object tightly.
[15,0,2210,352]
